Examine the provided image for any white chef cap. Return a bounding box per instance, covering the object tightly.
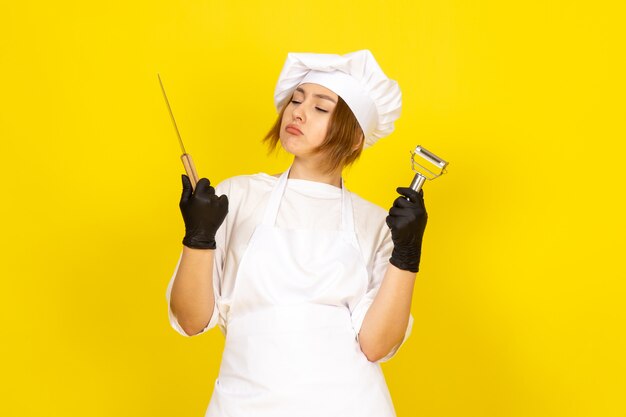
[273,50,402,149]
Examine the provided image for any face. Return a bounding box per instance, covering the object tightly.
[279,83,339,158]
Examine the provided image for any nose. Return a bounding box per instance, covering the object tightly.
[292,106,304,122]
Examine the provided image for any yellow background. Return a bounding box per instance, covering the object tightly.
[1,1,624,416]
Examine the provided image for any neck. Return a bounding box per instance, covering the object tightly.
[288,157,342,188]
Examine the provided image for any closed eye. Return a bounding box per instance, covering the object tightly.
[291,100,329,113]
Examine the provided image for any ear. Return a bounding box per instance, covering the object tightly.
[352,134,364,152]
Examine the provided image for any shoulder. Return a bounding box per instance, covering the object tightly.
[214,173,278,218]
[214,172,277,196]
[348,189,391,246]
[349,190,388,222]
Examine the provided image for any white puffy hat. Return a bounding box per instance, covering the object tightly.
[273,50,402,149]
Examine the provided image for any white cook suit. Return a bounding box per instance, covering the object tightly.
[166,168,413,416]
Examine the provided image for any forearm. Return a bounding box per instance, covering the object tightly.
[170,246,216,335]
[358,262,416,362]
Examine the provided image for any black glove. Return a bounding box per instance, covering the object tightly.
[385,187,428,273]
[179,175,229,249]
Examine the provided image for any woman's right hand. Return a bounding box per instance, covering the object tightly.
[179,175,229,249]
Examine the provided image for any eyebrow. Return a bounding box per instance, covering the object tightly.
[295,87,337,104]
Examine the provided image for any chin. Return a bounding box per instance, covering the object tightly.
[279,134,316,159]
[279,136,298,156]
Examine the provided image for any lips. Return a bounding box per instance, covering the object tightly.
[285,124,303,135]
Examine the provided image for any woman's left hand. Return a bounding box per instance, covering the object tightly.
[385,187,428,273]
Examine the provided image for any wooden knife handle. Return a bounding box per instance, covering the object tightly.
[181,153,199,190]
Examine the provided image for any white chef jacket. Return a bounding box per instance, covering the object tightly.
[166,172,413,362]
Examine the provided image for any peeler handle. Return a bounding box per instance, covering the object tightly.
[409,173,426,194]
[181,153,200,190]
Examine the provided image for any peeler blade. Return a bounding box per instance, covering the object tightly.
[408,145,449,193]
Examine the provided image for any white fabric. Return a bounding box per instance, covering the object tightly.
[165,172,413,363]
[273,50,402,148]
[206,166,396,416]
[300,70,378,137]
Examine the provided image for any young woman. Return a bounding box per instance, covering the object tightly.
[166,50,428,417]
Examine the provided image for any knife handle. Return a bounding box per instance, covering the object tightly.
[181,153,200,190]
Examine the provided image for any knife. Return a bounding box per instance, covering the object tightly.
[158,73,200,190]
